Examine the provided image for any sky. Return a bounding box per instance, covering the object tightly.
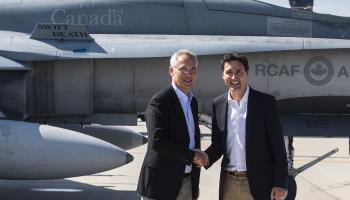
[258,0,350,17]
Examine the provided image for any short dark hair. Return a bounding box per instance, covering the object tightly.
[220,53,249,72]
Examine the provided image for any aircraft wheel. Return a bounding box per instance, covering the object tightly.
[286,175,297,200]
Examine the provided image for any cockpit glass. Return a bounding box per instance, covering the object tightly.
[257,0,350,17]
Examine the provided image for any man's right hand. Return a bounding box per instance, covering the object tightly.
[193,149,208,167]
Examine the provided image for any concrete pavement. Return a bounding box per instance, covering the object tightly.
[1,121,349,200]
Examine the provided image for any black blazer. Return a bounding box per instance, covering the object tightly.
[137,86,201,200]
[205,88,288,200]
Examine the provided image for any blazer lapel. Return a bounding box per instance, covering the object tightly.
[169,87,184,116]
[169,87,189,137]
[246,88,256,147]
[217,93,228,152]
[191,98,201,148]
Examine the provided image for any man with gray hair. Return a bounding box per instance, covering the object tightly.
[137,49,208,200]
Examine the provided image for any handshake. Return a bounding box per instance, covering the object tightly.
[193,149,209,167]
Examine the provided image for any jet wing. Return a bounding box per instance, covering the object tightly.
[199,113,350,137]
[281,114,350,137]
[2,31,350,61]
[0,55,29,70]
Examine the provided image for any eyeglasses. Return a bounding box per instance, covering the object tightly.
[174,66,198,74]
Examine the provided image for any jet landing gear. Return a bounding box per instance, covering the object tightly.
[285,136,339,200]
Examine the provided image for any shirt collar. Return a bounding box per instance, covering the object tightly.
[228,86,250,106]
[172,83,193,102]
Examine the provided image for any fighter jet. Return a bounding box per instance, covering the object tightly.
[1,0,349,198]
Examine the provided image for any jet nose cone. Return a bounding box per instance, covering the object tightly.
[126,152,134,164]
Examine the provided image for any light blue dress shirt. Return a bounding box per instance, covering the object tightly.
[172,83,195,173]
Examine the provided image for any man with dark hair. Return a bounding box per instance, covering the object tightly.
[204,53,288,200]
[137,49,208,200]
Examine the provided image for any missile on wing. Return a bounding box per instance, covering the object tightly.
[0,120,133,180]
[54,124,148,150]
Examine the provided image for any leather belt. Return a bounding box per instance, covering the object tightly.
[183,173,192,178]
[225,170,247,178]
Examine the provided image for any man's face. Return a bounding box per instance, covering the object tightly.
[169,55,198,94]
[222,60,248,97]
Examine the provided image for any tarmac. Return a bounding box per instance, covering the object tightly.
[1,121,349,200]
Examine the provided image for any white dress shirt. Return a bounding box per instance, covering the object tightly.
[226,87,250,172]
[172,83,195,173]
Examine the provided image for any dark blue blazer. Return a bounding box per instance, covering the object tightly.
[205,88,288,200]
[137,86,201,200]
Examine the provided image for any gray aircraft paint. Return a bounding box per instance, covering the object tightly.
[0,120,133,179]
[0,1,349,128]
[53,124,147,150]
[5,49,349,120]
[0,0,349,38]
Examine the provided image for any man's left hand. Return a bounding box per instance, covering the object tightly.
[270,187,287,200]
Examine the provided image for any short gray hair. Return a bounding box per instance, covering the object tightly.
[170,49,198,68]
